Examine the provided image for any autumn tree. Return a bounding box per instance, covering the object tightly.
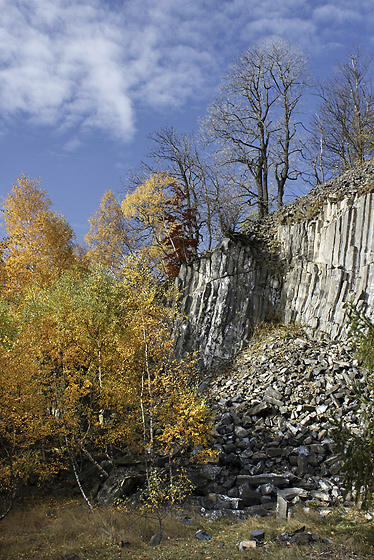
[0,176,79,512]
[121,173,198,277]
[0,177,214,512]
[333,303,374,508]
[203,39,308,217]
[85,190,134,274]
[308,47,374,183]
[0,259,213,508]
[146,129,203,243]
[0,296,62,518]
[146,126,253,243]
[1,175,77,299]
[146,128,227,247]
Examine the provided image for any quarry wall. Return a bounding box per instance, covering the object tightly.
[176,161,374,370]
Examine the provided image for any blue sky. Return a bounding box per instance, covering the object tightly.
[0,0,373,241]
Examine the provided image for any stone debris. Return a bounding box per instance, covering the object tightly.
[274,525,331,546]
[238,526,333,552]
[148,531,163,547]
[195,529,212,540]
[238,540,257,549]
[192,329,367,516]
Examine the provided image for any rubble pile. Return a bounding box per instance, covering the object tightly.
[193,327,366,516]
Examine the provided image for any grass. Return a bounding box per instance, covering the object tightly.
[0,497,373,560]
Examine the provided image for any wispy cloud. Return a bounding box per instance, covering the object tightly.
[0,0,219,144]
[0,0,372,146]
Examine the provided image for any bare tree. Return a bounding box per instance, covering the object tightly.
[270,41,308,209]
[145,127,244,249]
[203,39,308,217]
[310,46,374,179]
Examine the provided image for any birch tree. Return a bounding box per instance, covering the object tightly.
[1,175,77,299]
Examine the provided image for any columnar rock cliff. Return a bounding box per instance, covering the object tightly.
[175,238,282,370]
[176,161,374,370]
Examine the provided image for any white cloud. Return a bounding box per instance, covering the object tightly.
[0,0,138,140]
[0,0,372,146]
[0,0,218,143]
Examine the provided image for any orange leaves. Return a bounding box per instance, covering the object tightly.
[1,175,77,299]
[86,173,199,277]
[158,180,198,277]
[85,190,133,273]
[121,173,198,277]
[0,176,213,504]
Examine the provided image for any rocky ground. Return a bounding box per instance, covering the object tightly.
[191,324,367,518]
[2,325,373,559]
[95,323,368,522]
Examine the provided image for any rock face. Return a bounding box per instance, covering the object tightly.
[175,237,282,370]
[280,185,374,339]
[176,161,374,370]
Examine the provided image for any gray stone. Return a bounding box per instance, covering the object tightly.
[245,504,274,516]
[238,483,262,507]
[216,494,241,509]
[236,474,290,487]
[249,402,271,416]
[148,531,162,547]
[195,530,212,541]
[250,529,265,542]
[297,454,309,476]
[276,494,289,521]
[264,395,284,407]
[278,487,310,500]
[266,447,283,457]
[235,426,249,438]
[96,467,142,504]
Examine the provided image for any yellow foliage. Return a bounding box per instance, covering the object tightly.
[0,178,213,505]
[85,190,133,272]
[1,175,77,299]
[121,174,169,223]
[120,173,182,275]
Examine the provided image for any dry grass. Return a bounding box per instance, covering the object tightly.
[0,497,373,560]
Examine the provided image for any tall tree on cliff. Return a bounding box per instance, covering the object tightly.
[145,127,244,246]
[309,46,374,183]
[203,39,308,217]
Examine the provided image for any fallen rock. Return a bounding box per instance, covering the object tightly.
[199,330,367,512]
[239,540,257,550]
[195,529,212,541]
[148,531,163,547]
[250,529,265,543]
